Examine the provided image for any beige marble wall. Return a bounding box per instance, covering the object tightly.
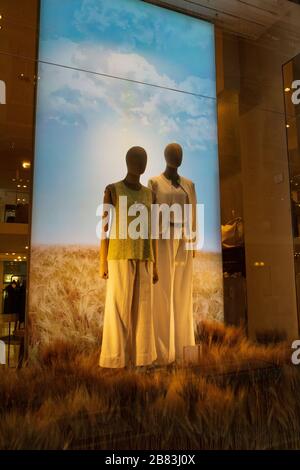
[216,31,243,224]
[0,262,3,314]
[217,30,299,339]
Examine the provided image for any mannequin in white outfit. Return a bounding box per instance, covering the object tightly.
[148,143,196,364]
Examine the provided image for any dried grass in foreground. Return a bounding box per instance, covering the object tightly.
[0,321,299,450]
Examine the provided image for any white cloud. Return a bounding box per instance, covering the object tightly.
[73,0,213,51]
[37,40,217,152]
[41,39,215,97]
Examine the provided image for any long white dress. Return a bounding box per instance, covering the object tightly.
[148,174,196,364]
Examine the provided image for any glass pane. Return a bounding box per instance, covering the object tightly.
[283,54,300,328]
[0,53,34,224]
[0,0,39,59]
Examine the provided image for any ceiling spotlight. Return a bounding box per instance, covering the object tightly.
[25,246,29,250]
[22,161,31,169]
[285,87,291,92]
[0,14,3,20]
[12,252,16,255]
[17,184,21,188]
[18,73,30,82]
[286,124,290,128]
[23,185,27,188]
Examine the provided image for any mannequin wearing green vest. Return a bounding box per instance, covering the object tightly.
[99,146,158,368]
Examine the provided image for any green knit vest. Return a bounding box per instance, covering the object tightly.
[107,181,154,261]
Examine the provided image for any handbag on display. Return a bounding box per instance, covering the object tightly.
[221,217,244,248]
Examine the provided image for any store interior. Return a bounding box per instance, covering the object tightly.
[0,0,37,366]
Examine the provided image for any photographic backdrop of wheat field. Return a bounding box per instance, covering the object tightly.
[28,246,223,359]
[29,1,224,359]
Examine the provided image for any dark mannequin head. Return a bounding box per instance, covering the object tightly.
[164,143,183,168]
[126,146,147,175]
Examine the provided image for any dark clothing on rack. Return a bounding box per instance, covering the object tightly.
[3,284,20,314]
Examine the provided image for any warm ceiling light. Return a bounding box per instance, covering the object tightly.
[285,87,291,92]
[12,252,16,255]
[25,246,29,250]
[5,253,9,256]
[0,14,3,20]
[23,185,27,188]
[23,256,26,259]
[22,161,31,169]
[17,184,21,188]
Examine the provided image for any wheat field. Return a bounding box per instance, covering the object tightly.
[28,246,223,358]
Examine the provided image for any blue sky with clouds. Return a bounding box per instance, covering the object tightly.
[32,0,221,251]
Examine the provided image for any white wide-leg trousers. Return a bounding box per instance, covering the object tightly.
[153,238,195,364]
[99,260,157,368]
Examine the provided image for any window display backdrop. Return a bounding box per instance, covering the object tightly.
[28,0,223,356]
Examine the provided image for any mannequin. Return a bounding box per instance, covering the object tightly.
[99,146,158,368]
[148,143,197,364]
